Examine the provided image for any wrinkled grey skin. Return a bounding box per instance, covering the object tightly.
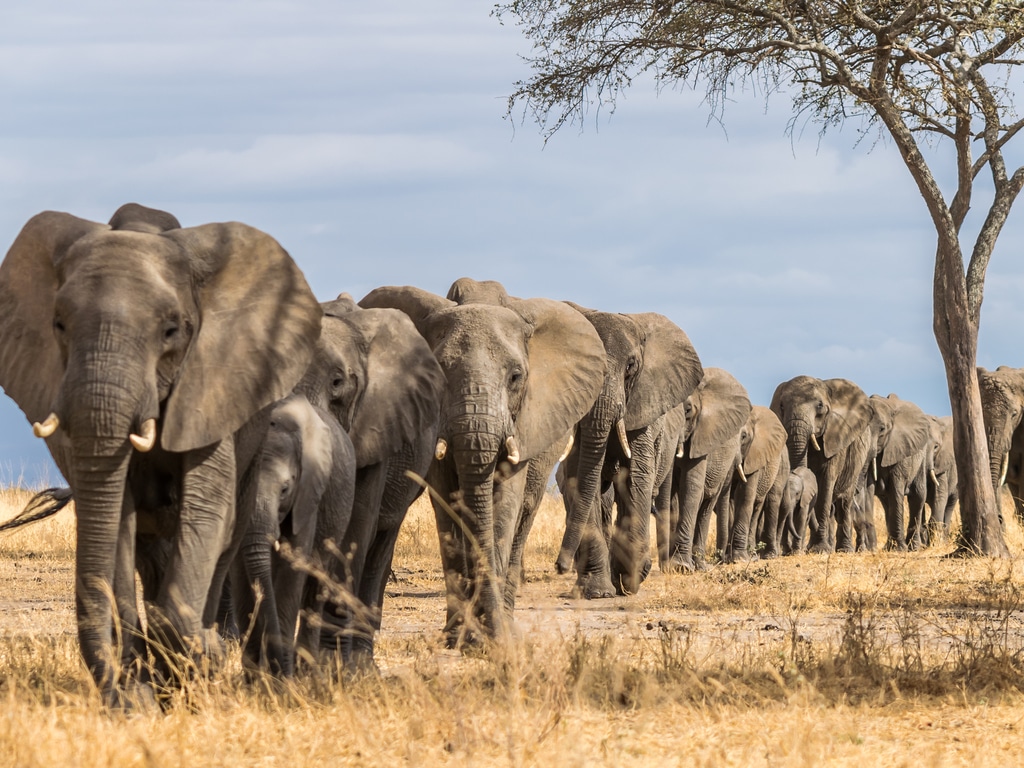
[233,393,355,677]
[734,406,790,562]
[864,394,933,551]
[778,467,818,554]
[0,205,320,706]
[664,368,748,572]
[978,366,1024,522]
[925,415,959,540]
[294,295,444,669]
[361,283,605,644]
[556,306,703,598]
[771,377,873,554]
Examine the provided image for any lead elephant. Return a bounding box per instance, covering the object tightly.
[978,366,1024,522]
[770,376,873,554]
[233,393,356,677]
[360,284,605,644]
[0,205,321,706]
[295,294,445,669]
[556,306,703,597]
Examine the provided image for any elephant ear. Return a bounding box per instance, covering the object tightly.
[108,203,181,233]
[322,292,359,317]
[743,406,788,474]
[359,285,453,338]
[290,398,334,549]
[0,211,107,425]
[446,277,512,306]
[340,307,444,467]
[509,298,606,461]
[624,313,703,431]
[160,223,322,453]
[881,397,932,468]
[689,368,751,458]
[821,378,871,459]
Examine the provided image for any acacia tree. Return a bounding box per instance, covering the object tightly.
[496,0,1024,556]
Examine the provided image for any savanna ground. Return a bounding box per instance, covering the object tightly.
[3,485,1024,766]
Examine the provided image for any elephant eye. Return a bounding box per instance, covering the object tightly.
[625,357,639,376]
[53,318,65,334]
[163,324,179,341]
[816,400,824,413]
[508,368,524,387]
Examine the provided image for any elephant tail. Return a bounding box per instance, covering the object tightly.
[0,487,74,533]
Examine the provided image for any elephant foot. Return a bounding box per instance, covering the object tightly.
[834,544,855,554]
[884,539,908,552]
[668,553,696,574]
[574,573,616,600]
[760,548,780,560]
[806,541,833,555]
[103,678,160,714]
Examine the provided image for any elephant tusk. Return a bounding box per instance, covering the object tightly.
[558,433,574,463]
[999,452,1009,487]
[810,433,821,452]
[435,438,448,461]
[505,435,520,465]
[32,413,59,439]
[737,464,748,483]
[129,419,157,453]
[930,468,939,486]
[872,457,878,482]
[616,419,632,460]
[676,443,685,459]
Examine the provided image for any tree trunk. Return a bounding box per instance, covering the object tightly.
[933,242,1008,557]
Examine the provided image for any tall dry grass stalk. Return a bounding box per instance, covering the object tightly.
[3,487,1024,765]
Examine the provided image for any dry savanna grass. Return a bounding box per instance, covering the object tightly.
[3,486,1024,765]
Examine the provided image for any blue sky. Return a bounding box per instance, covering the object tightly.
[1,1,1022,487]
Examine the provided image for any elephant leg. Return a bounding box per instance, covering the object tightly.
[669,457,707,573]
[114,503,148,690]
[882,484,908,551]
[728,474,759,562]
[321,463,385,662]
[906,480,927,551]
[653,473,673,572]
[807,462,837,554]
[506,447,559,612]
[760,478,785,560]
[610,429,656,596]
[834,495,855,553]
[151,439,236,678]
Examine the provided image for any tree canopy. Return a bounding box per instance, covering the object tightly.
[497,0,1024,555]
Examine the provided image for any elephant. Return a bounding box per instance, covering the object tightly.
[733,405,790,562]
[294,294,445,669]
[663,368,750,572]
[770,376,873,554]
[978,366,1024,522]
[359,283,606,644]
[864,394,933,551]
[233,393,356,677]
[925,415,959,540]
[555,305,703,597]
[0,204,321,705]
[778,467,818,554]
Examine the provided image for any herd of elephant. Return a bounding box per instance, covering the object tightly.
[0,204,1020,709]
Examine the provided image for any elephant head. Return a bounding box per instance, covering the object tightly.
[297,293,445,470]
[360,284,606,637]
[978,367,1024,500]
[867,394,933,472]
[0,205,321,698]
[770,376,872,471]
[680,368,751,461]
[556,306,702,594]
[739,406,788,479]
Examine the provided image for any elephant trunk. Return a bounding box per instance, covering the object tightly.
[556,395,618,573]
[70,440,132,702]
[449,404,508,640]
[786,421,812,470]
[240,494,289,676]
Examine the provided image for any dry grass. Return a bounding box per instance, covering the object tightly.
[4,488,1024,766]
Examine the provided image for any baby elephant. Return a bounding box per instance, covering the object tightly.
[779,467,818,555]
[234,393,356,677]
